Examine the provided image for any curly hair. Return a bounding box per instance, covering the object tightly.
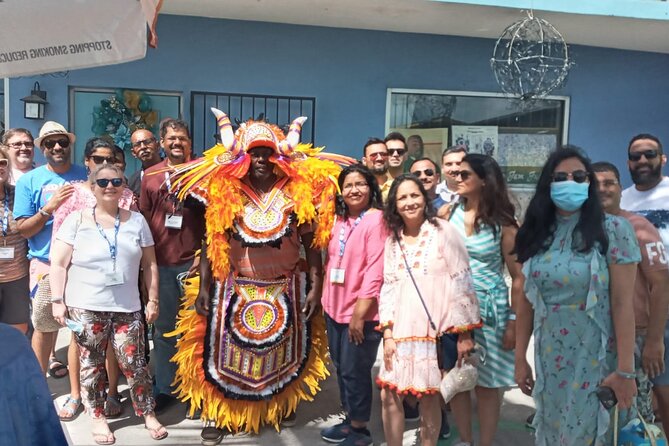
[383,174,438,235]
[335,164,383,217]
[514,146,608,263]
[460,154,517,238]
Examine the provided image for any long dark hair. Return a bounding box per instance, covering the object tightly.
[335,164,383,217]
[515,146,608,263]
[383,174,438,235]
[460,154,517,237]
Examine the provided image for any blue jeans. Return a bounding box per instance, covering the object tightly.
[325,313,381,422]
[153,262,191,396]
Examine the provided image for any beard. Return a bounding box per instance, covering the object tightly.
[630,163,662,186]
[370,165,388,175]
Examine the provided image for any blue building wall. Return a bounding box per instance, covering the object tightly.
[8,14,669,186]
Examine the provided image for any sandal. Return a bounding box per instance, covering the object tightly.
[92,418,116,445]
[48,358,68,379]
[104,395,123,419]
[58,396,82,421]
[145,424,168,441]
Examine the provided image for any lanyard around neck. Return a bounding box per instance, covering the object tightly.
[338,210,367,258]
[92,205,121,271]
[1,188,8,241]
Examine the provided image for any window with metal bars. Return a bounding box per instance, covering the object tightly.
[190,91,316,153]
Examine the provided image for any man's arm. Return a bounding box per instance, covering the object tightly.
[16,184,75,238]
[194,241,212,316]
[300,231,324,320]
[642,268,669,378]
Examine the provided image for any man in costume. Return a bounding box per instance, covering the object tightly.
[168,109,351,444]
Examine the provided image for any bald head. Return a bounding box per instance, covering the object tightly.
[130,129,161,167]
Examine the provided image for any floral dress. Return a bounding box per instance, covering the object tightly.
[377,219,481,395]
[523,213,640,445]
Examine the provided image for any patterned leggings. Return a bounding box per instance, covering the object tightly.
[68,307,155,418]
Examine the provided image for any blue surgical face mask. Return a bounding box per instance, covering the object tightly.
[550,180,589,212]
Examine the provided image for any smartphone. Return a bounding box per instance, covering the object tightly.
[596,386,617,410]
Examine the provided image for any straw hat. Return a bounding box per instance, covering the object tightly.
[34,121,76,148]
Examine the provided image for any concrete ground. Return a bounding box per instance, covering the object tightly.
[50,327,536,446]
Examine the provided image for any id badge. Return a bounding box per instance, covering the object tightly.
[105,271,124,286]
[165,214,183,229]
[330,268,345,284]
[0,247,15,260]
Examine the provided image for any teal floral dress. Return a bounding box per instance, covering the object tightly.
[523,213,640,446]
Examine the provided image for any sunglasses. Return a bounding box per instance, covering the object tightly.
[628,149,659,162]
[43,138,70,149]
[412,168,435,177]
[553,170,589,183]
[95,178,123,188]
[453,170,473,181]
[0,159,8,167]
[368,152,389,159]
[90,155,115,165]
[388,148,407,156]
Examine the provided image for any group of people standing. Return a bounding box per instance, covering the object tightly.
[1,112,668,446]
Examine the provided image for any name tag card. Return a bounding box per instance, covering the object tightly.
[0,247,15,260]
[165,214,183,229]
[105,271,124,286]
[330,268,345,284]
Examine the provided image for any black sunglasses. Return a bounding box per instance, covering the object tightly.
[454,170,472,181]
[96,178,123,188]
[0,159,8,167]
[90,155,115,165]
[43,138,70,149]
[412,168,435,177]
[388,148,407,156]
[553,170,589,183]
[628,149,659,162]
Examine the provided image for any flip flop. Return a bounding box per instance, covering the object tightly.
[48,358,68,379]
[58,396,82,421]
[145,424,168,441]
[104,395,123,419]
[92,431,115,445]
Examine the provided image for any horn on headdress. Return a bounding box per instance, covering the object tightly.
[211,108,237,153]
[278,117,307,156]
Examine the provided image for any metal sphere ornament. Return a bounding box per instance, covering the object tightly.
[491,11,572,100]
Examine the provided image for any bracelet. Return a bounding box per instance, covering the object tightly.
[148,300,159,305]
[508,313,517,321]
[615,369,636,380]
[38,207,52,217]
[51,298,64,303]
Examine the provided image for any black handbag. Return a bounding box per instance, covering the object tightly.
[395,232,458,370]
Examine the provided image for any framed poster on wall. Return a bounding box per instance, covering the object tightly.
[386,89,570,189]
[69,87,182,175]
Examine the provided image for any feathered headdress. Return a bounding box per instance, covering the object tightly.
[167,108,355,281]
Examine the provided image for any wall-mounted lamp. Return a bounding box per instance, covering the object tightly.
[20,82,48,120]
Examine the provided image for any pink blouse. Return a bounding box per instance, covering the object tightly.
[321,209,388,324]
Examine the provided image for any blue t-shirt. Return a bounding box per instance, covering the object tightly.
[433,195,447,211]
[13,164,87,262]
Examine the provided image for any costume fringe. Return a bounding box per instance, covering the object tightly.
[168,276,330,434]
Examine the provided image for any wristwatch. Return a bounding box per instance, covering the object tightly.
[38,207,52,217]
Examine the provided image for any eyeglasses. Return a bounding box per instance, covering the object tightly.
[412,169,435,177]
[599,179,619,187]
[165,136,190,143]
[628,149,659,162]
[132,137,156,148]
[95,178,123,188]
[0,159,8,167]
[453,170,473,181]
[342,182,369,191]
[553,170,589,183]
[388,148,407,156]
[89,155,115,165]
[43,138,70,150]
[368,152,389,159]
[7,141,34,149]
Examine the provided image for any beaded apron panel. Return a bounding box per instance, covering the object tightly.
[203,274,309,400]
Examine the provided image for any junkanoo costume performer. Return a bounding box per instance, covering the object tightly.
[167,108,354,433]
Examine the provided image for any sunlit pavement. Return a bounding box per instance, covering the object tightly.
[51,327,535,445]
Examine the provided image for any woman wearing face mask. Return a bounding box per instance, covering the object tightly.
[514,146,640,445]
